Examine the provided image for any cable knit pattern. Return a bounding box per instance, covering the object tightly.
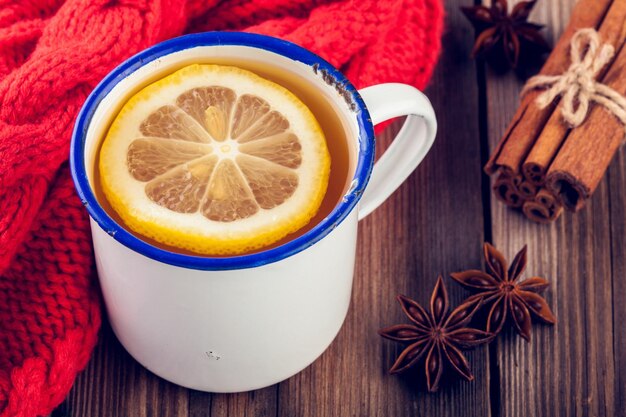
[0,0,443,415]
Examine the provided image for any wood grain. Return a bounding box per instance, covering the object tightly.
[55,0,626,415]
[486,1,625,416]
[608,141,626,415]
[277,0,489,414]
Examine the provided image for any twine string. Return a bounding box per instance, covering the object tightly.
[521,28,626,128]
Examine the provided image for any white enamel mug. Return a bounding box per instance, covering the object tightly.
[70,32,436,393]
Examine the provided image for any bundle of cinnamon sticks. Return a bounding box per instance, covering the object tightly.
[486,0,626,223]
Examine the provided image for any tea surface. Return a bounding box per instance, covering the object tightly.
[94,60,354,256]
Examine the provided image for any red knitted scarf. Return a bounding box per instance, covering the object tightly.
[0,1,443,415]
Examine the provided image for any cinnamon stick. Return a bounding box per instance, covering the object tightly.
[518,178,538,200]
[546,43,626,211]
[493,174,524,208]
[522,1,626,186]
[522,189,563,223]
[485,0,613,176]
[521,111,567,186]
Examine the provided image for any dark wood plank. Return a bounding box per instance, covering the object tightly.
[485,1,624,416]
[277,0,490,415]
[60,323,190,417]
[207,390,277,417]
[608,121,626,414]
[188,390,211,417]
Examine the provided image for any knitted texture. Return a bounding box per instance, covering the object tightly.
[0,0,443,415]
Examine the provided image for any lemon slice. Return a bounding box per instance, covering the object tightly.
[99,64,330,255]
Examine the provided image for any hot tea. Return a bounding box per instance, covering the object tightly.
[93,58,355,256]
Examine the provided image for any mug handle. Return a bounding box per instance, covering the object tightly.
[356,83,438,220]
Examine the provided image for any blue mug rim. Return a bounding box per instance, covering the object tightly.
[70,32,375,271]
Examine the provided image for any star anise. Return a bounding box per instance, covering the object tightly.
[379,276,493,392]
[451,243,556,341]
[461,0,550,72]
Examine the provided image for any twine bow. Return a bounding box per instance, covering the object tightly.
[522,28,626,128]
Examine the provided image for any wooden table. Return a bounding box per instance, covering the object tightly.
[53,1,625,415]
